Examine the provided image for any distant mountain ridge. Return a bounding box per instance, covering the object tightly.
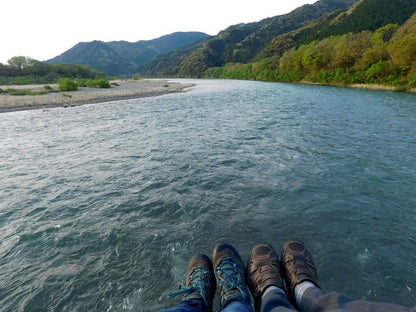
[47,0,416,79]
[139,0,360,77]
[139,0,416,78]
[47,32,210,76]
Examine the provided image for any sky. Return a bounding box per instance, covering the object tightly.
[0,0,316,64]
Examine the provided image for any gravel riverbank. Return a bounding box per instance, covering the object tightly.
[0,80,193,113]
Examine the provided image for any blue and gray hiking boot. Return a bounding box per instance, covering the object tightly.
[213,243,252,308]
[168,254,215,311]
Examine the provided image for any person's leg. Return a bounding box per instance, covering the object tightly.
[281,240,412,312]
[221,300,253,312]
[299,284,410,312]
[246,243,297,312]
[213,243,254,312]
[158,299,207,312]
[261,286,298,312]
[159,254,216,312]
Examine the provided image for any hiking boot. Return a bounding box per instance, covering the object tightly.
[281,240,320,303]
[247,243,284,311]
[213,243,251,308]
[168,254,215,310]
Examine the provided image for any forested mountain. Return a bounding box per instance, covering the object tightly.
[139,0,416,79]
[257,0,416,59]
[204,7,416,90]
[6,0,416,89]
[47,32,209,76]
[139,0,360,77]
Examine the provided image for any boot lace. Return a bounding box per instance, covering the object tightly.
[215,258,250,302]
[167,265,210,302]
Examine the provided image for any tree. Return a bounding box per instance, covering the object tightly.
[388,24,416,75]
[359,24,398,69]
[365,61,391,82]
[333,32,372,69]
[301,38,336,73]
[279,45,308,73]
[7,56,35,72]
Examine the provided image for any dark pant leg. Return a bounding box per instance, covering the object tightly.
[299,287,411,312]
[221,300,253,312]
[158,298,207,312]
[261,287,298,312]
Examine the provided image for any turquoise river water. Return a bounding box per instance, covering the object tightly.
[0,79,415,311]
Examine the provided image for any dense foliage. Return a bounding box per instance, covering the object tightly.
[0,57,105,85]
[139,0,359,77]
[258,0,416,60]
[56,78,113,92]
[57,78,79,91]
[3,0,415,91]
[139,0,416,90]
[204,14,416,90]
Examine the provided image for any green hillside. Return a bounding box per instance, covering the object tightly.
[139,0,416,91]
[205,10,416,90]
[47,32,209,76]
[258,0,416,59]
[4,0,416,90]
[139,0,359,77]
[48,41,135,77]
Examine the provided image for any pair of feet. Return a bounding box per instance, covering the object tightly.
[168,240,319,311]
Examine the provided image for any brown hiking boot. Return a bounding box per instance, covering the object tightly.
[213,243,251,308]
[247,243,284,311]
[167,254,215,310]
[281,240,320,304]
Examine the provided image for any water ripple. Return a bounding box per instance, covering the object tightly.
[0,80,415,311]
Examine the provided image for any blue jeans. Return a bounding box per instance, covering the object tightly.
[158,288,293,312]
[158,287,416,312]
[158,297,253,312]
[260,287,297,312]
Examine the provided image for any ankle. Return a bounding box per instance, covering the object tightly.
[262,285,286,299]
[294,281,317,307]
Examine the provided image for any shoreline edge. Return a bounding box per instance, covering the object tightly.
[0,79,194,113]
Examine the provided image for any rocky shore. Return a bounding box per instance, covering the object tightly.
[0,79,193,113]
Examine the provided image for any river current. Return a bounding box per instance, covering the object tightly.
[0,79,415,311]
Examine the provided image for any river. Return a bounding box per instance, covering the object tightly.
[0,79,415,311]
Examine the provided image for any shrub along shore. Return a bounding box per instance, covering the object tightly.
[0,79,193,113]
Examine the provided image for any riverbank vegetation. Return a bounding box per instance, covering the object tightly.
[204,16,416,91]
[138,0,416,91]
[57,78,112,91]
[2,1,415,92]
[0,78,112,97]
[0,80,191,113]
[0,85,59,96]
[0,57,112,95]
[0,56,106,85]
